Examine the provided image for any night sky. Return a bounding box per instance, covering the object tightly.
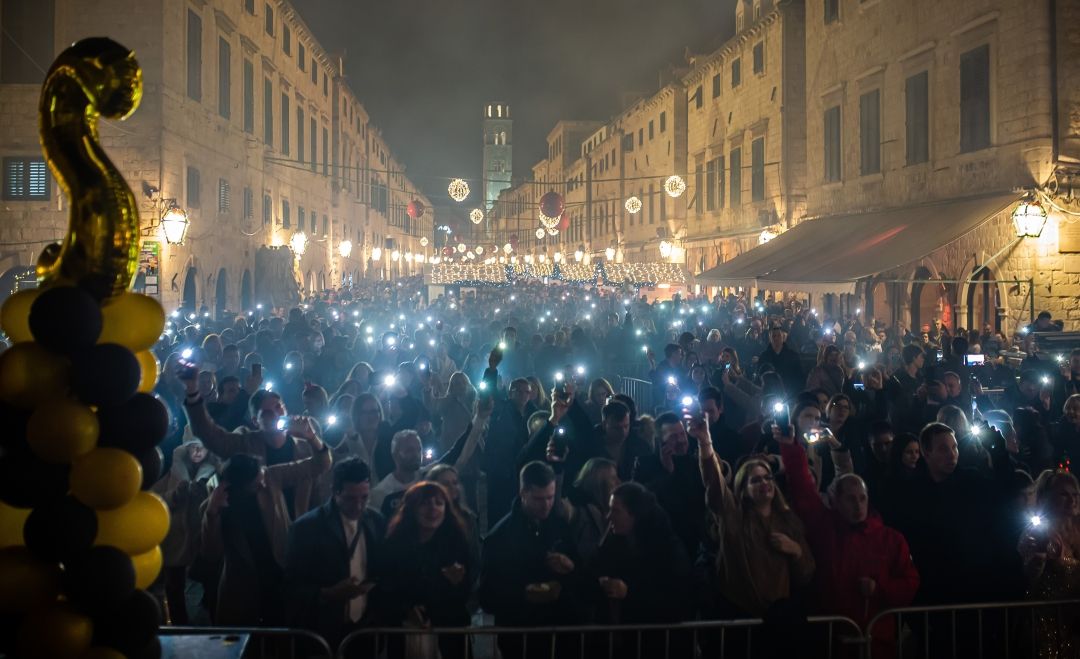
[296,0,734,219]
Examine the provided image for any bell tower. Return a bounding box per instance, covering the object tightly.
[482,103,512,210]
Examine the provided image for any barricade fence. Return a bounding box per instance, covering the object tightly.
[158,599,1080,659]
[619,376,654,415]
[865,598,1080,659]
[337,616,864,659]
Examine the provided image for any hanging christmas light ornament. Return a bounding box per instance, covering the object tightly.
[664,175,687,198]
[447,179,470,202]
[475,245,485,255]
[605,246,616,260]
[535,228,545,240]
[407,199,426,219]
[419,237,429,247]
[547,227,559,236]
[503,243,513,254]
[625,196,643,214]
[469,208,484,224]
[338,240,353,258]
[539,191,565,219]
[466,251,475,259]
[456,243,467,253]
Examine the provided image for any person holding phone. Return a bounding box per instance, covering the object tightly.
[695,414,814,656]
[285,458,385,648]
[776,423,919,651]
[202,432,330,626]
[182,361,325,520]
[1017,470,1080,652]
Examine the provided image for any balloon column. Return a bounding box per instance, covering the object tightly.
[0,39,168,659]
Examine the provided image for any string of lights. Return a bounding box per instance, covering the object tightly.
[429,261,686,287]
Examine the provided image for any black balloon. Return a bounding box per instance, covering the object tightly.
[96,394,169,454]
[127,635,162,659]
[27,286,103,354]
[65,546,135,609]
[0,403,30,456]
[70,343,140,406]
[136,446,163,490]
[0,450,69,509]
[93,590,161,656]
[23,495,97,563]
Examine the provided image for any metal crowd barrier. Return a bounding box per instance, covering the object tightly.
[160,626,334,659]
[864,599,1080,659]
[338,616,863,659]
[619,376,654,415]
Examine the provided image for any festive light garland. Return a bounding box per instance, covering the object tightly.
[469,208,484,224]
[448,178,470,202]
[665,175,687,198]
[625,196,642,214]
[535,228,546,239]
[602,262,686,286]
[430,260,685,286]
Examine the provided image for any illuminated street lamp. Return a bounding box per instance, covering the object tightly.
[338,240,353,258]
[1013,197,1048,238]
[160,204,190,245]
[372,247,383,261]
[605,246,616,261]
[290,231,308,257]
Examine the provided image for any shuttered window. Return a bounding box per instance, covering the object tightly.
[2,157,49,200]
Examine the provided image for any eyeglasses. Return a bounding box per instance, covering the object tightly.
[748,474,775,485]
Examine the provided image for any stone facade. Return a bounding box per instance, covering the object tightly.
[682,0,806,274]
[0,0,431,314]
[803,0,1080,332]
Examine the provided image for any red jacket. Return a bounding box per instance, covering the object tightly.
[780,441,919,638]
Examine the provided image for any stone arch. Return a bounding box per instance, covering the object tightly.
[240,269,253,311]
[963,264,1005,334]
[182,266,198,312]
[215,267,228,319]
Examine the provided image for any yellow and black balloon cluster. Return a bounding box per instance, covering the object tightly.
[0,288,170,659]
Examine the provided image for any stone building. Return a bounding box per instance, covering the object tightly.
[0,0,431,314]
[702,0,1080,332]
[681,0,806,275]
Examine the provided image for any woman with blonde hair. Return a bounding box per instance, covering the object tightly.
[1018,469,1080,656]
[583,378,615,426]
[527,375,552,413]
[425,371,477,454]
[695,418,814,618]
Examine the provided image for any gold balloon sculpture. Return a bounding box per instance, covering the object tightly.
[0,38,170,659]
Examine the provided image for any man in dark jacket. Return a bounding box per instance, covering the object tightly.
[890,423,1022,604]
[285,458,386,649]
[478,462,582,659]
[757,322,804,398]
[632,412,707,558]
[698,386,745,465]
[482,358,537,523]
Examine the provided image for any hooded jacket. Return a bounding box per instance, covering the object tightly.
[781,441,919,641]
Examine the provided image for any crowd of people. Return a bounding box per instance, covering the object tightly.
[137,275,1080,656]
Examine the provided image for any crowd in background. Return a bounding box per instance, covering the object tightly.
[144,275,1080,656]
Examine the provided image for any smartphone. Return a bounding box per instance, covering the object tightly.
[936,349,944,361]
[804,429,822,444]
[964,354,986,366]
[853,382,866,391]
[773,404,790,435]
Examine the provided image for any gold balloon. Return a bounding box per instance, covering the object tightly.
[95,491,169,555]
[131,545,163,589]
[70,448,142,510]
[0,500,30,548]
[27,399,100,463]
[136,349,160,393]
[0,289,40,343]
[0,547,62,614]
[100,294,166,351]
[17,603,94,659]
[0,343,69,408]
[36,38,143,300]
